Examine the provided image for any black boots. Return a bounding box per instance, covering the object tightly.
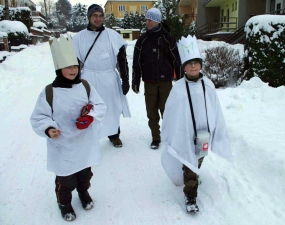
[150,140,161,149]
[58,204,76,221]
[78,191,94,210]
[185,196,199,213]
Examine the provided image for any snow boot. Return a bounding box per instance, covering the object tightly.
[78,191,94,210]
[150,140,161,149]
[185,196,199,213]
[58,203,76,221]
[110,138,122,148]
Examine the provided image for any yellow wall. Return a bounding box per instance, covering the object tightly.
[105,1,155,18]
[220,0,239,30]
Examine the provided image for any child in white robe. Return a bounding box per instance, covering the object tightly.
[30,35,106,221]
[161,35,232,213]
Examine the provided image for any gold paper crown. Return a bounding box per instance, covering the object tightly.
[49,34,78,70]
[177,35,202,65]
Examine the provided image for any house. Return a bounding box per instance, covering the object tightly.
[104,0,155,18]
[178,0,284,43]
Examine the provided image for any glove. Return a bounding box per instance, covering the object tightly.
[80,104,93,117]
[122,81,130,95]
[132,84,139,94]
[76,115,94,130]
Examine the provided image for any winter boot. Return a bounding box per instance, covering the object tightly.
[58,203,76,221]
[150,140,161,149]
[185,196,199,213]
[110,138,123,148]
[78,191,94,210]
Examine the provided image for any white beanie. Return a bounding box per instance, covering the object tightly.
[145,8,162,23]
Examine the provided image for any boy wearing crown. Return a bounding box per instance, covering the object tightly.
[30,35,106,221]
[160,35,232,213]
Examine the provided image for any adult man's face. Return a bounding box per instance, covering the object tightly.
[146,19,159,30]
[89,12,104,29]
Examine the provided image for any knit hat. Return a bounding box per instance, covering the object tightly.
[145,8,162,23]
[87,4,104,19]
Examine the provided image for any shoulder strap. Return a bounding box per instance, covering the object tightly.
[45,80,90,112]
[45,83,53,108]
[81,79,90,99]
[84,30,102,63]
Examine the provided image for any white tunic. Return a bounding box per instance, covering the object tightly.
[30,83,106,176]
[73,28,131,138]
[161,76,232,186]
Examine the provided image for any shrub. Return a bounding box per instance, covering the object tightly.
[244,15,285,87]
[202,46,244,88]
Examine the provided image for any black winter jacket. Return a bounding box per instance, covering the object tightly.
[132,24,182,86]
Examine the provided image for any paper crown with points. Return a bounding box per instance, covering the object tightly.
[177,35,202,65]
[49,34,78,70]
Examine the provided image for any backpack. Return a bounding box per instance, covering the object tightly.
[45,79,90,111]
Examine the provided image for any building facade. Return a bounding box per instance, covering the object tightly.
[104,0,155,18]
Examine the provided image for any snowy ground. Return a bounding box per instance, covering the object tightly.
[0,40,285,225]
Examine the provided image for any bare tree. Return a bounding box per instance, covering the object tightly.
[38,0,55,19]
[43,0,48,19]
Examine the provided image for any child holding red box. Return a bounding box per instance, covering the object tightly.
[30,34,106,221]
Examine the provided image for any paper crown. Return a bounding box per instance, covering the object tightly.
[49,34,78,70]
[177,35,202,65]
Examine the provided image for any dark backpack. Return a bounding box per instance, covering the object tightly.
[45,79,90,111]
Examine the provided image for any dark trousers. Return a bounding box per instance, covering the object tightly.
[183,157,204,198]
[108,127,120,140]
[144,81,172,141]
[55,167,93,205]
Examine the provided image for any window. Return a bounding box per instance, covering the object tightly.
[118,5,126,12]
[141,5,148,13]
[232,3,234,12]
[235,1,237,10]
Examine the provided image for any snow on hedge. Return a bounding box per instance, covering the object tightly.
[33,21,47,29]
[0,20,29,35]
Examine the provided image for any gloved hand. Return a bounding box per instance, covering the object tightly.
[76,115,94,130]
[80,104,93,117]
[132,84,139,94]
[122,81,130,95]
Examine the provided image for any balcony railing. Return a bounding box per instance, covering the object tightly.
[268,8,285,15]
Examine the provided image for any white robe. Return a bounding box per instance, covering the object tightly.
[73,28,131,138]
[161,76,232,186]
[30,83,106,176]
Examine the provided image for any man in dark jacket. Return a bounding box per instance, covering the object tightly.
[132,7,182,149]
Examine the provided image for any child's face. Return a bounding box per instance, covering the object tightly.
[184,61,201,79]
[61,65,79,80]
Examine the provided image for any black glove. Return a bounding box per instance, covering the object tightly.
[122,81,130,95]
[132,84,139,94]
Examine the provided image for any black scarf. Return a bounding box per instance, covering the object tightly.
[52,67,81,88]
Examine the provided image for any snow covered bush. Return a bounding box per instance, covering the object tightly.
[244,15,285,87]
[202,46,244,88]
[0,6,33,32]
[0,20,29,40]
